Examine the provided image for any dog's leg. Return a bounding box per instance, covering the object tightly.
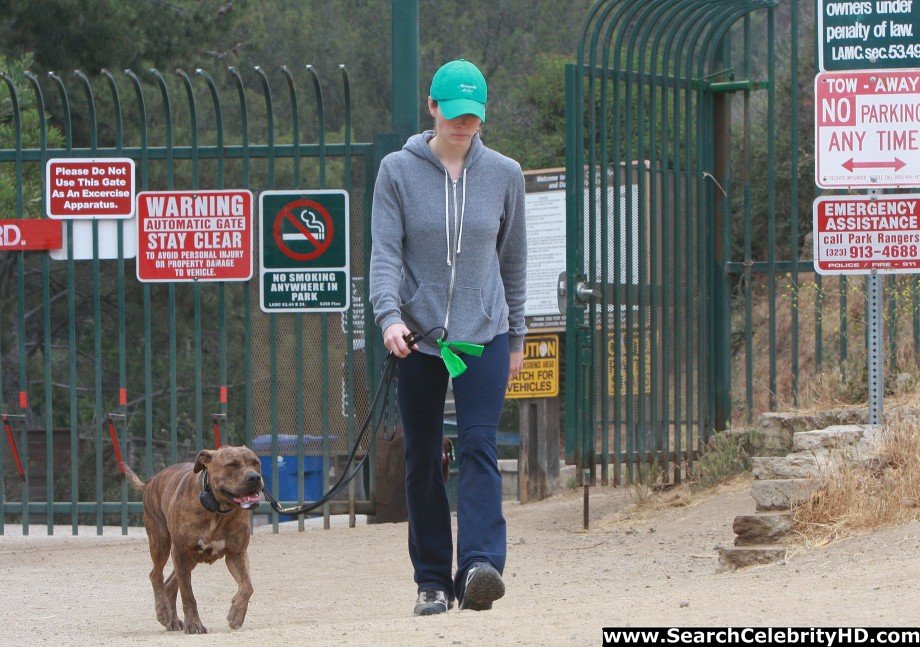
[163,570,181,629]
[173,553,207,634]
[224,552,254,629]
[147,524,183,631]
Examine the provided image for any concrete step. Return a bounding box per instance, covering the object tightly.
[792,425,864,453]
[750,478,819,511]
[718,545,787,571]
[732,512,794,545]
[751,454,827,480]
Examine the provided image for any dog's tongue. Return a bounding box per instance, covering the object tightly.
[234,493,261,509]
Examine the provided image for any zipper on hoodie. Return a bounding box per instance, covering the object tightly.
[444,175,460,335]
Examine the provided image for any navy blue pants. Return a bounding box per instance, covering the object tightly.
[397,333,509,601]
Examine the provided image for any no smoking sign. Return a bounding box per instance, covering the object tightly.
[259,190,350,313]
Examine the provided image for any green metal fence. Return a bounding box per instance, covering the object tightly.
[565,0,920,487]
[0,64,382,535]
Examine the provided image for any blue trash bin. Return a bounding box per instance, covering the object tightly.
[252,434,330,520]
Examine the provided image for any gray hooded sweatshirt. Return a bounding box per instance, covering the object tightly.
[369,131,527,356]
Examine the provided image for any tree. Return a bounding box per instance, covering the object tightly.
[485,53,568,171]
[0,0,246,75]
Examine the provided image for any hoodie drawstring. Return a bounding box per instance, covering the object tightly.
[443,171,451,265]
[457,168,466,256]
[444,168,467,266]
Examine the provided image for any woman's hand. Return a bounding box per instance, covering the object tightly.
[383,323,415,358]
[509,349,524,381]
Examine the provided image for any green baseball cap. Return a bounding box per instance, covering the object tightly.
[430,59,487,123]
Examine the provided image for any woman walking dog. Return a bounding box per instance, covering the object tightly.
[369,58,527,615]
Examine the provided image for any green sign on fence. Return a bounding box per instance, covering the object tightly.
[817,0,920,71]
[258,190,350,313]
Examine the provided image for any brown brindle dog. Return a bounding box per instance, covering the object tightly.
[123,446,263,634]
[442,437,455,484]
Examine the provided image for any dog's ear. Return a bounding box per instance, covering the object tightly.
[194,449,216,473]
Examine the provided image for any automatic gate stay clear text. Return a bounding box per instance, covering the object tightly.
[136,189,254,282]
[259,190,350,313]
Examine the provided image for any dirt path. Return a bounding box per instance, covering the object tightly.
[3,480,920,646]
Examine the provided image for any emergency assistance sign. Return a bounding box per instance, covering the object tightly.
[815,69,920,188]
[813,193,920,274]
[136,190,253,282]
[506,334,559,399]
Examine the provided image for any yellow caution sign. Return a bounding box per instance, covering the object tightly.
[506,334,559,399]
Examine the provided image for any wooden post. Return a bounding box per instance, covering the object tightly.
[518,399,560,503]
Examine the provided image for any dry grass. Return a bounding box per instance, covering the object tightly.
[732,272,920,424]
[792,411,920,546]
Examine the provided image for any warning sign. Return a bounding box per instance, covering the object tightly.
[46,158,135,219]
[135,190,253,282]
[506,334,559,399]
[259,190,350,313]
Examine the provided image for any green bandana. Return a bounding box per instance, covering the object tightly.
[436,339,485,378]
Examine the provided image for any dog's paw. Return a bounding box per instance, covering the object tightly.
[227,610,246,629]
[157,610,182,631]
[184,619,208,635]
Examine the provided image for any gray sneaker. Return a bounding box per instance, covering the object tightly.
[414,589,453,615]
[459,562,505,611]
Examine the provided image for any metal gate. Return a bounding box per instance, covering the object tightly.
[564,0,777,486]
[0,64,386,534]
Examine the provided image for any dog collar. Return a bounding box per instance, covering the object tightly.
[199,470,234,515]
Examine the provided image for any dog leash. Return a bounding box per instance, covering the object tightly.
[261,327,483,517]
[261,331,419,517]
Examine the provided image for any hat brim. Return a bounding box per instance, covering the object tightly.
[438,98,486,123]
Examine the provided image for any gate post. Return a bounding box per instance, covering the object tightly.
[366,1,420,522]
[391,0,419,142]
[711,40,733,433]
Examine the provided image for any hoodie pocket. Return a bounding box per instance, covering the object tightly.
[447,285,496,343]
[401,281,448,331]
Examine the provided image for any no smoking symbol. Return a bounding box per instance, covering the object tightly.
[273,199,334,261]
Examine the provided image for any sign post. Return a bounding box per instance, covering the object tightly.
[813,6,920,424]
[259,190,350,313]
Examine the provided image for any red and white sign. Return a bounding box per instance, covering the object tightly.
[136,190,253,282]
[815,70,920,189]
[813,193,920,274]
[0,219,62,250]
[46,158,135,218]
